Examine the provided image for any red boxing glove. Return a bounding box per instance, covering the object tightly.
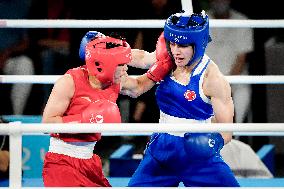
[62,99,121,123]
[81,99,121,123]
[147,32,174,82]
[62,114,81,123]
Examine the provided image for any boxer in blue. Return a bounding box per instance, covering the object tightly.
[119,10,240,187]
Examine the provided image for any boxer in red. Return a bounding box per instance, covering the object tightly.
[41,31,131,187]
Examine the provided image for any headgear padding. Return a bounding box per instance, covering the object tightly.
[79,31,105,61]
[164,11,211,66]
[85,36,132,85]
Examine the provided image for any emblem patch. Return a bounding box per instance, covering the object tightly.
[89,114,104,123]
[184,90,196,101]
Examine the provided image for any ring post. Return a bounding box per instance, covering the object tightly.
[9,122,22,188]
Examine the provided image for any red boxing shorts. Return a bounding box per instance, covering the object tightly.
[42,152,111,187]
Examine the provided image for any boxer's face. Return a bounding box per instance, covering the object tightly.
[169,42,194,67]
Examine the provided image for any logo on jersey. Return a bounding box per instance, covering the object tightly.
[89,114,104,123]
[184,90,196,101]
[208,138,215,148]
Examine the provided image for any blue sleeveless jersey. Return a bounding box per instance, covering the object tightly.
[128,56,240,187]
[156,55,214,121]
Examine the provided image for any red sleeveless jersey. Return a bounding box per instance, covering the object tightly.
[51,65,120,142]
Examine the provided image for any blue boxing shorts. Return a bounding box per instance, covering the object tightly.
[128,133,240,187]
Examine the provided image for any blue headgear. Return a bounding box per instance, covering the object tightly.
[79,31,105,61]
[164,11,211,66]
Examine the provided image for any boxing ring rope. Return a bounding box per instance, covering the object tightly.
[1,122,284,188]
[2,123,284,134]
[1,19,284,28]
[1,75,284,84]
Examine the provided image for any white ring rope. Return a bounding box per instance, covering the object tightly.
[226,75,284,84]
[4,123,284,189]
[21,132,284,137]
[1,123,284,134]
[1,75,284,84]
[0,19,284,28]
[0,75,61,84]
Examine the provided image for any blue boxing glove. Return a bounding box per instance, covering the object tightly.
[79,31,105,61]
[183,133,224,160]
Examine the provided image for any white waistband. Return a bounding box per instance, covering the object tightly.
[48,137,96,159]
[159,111,211,137]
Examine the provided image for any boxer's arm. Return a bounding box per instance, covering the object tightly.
[204,62,234,144]
[128,49,155,69]
[42,74,74,123]
[120,74,155,98]
[120,33,173,97]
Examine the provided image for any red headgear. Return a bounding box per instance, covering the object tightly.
[85,36,132,85]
